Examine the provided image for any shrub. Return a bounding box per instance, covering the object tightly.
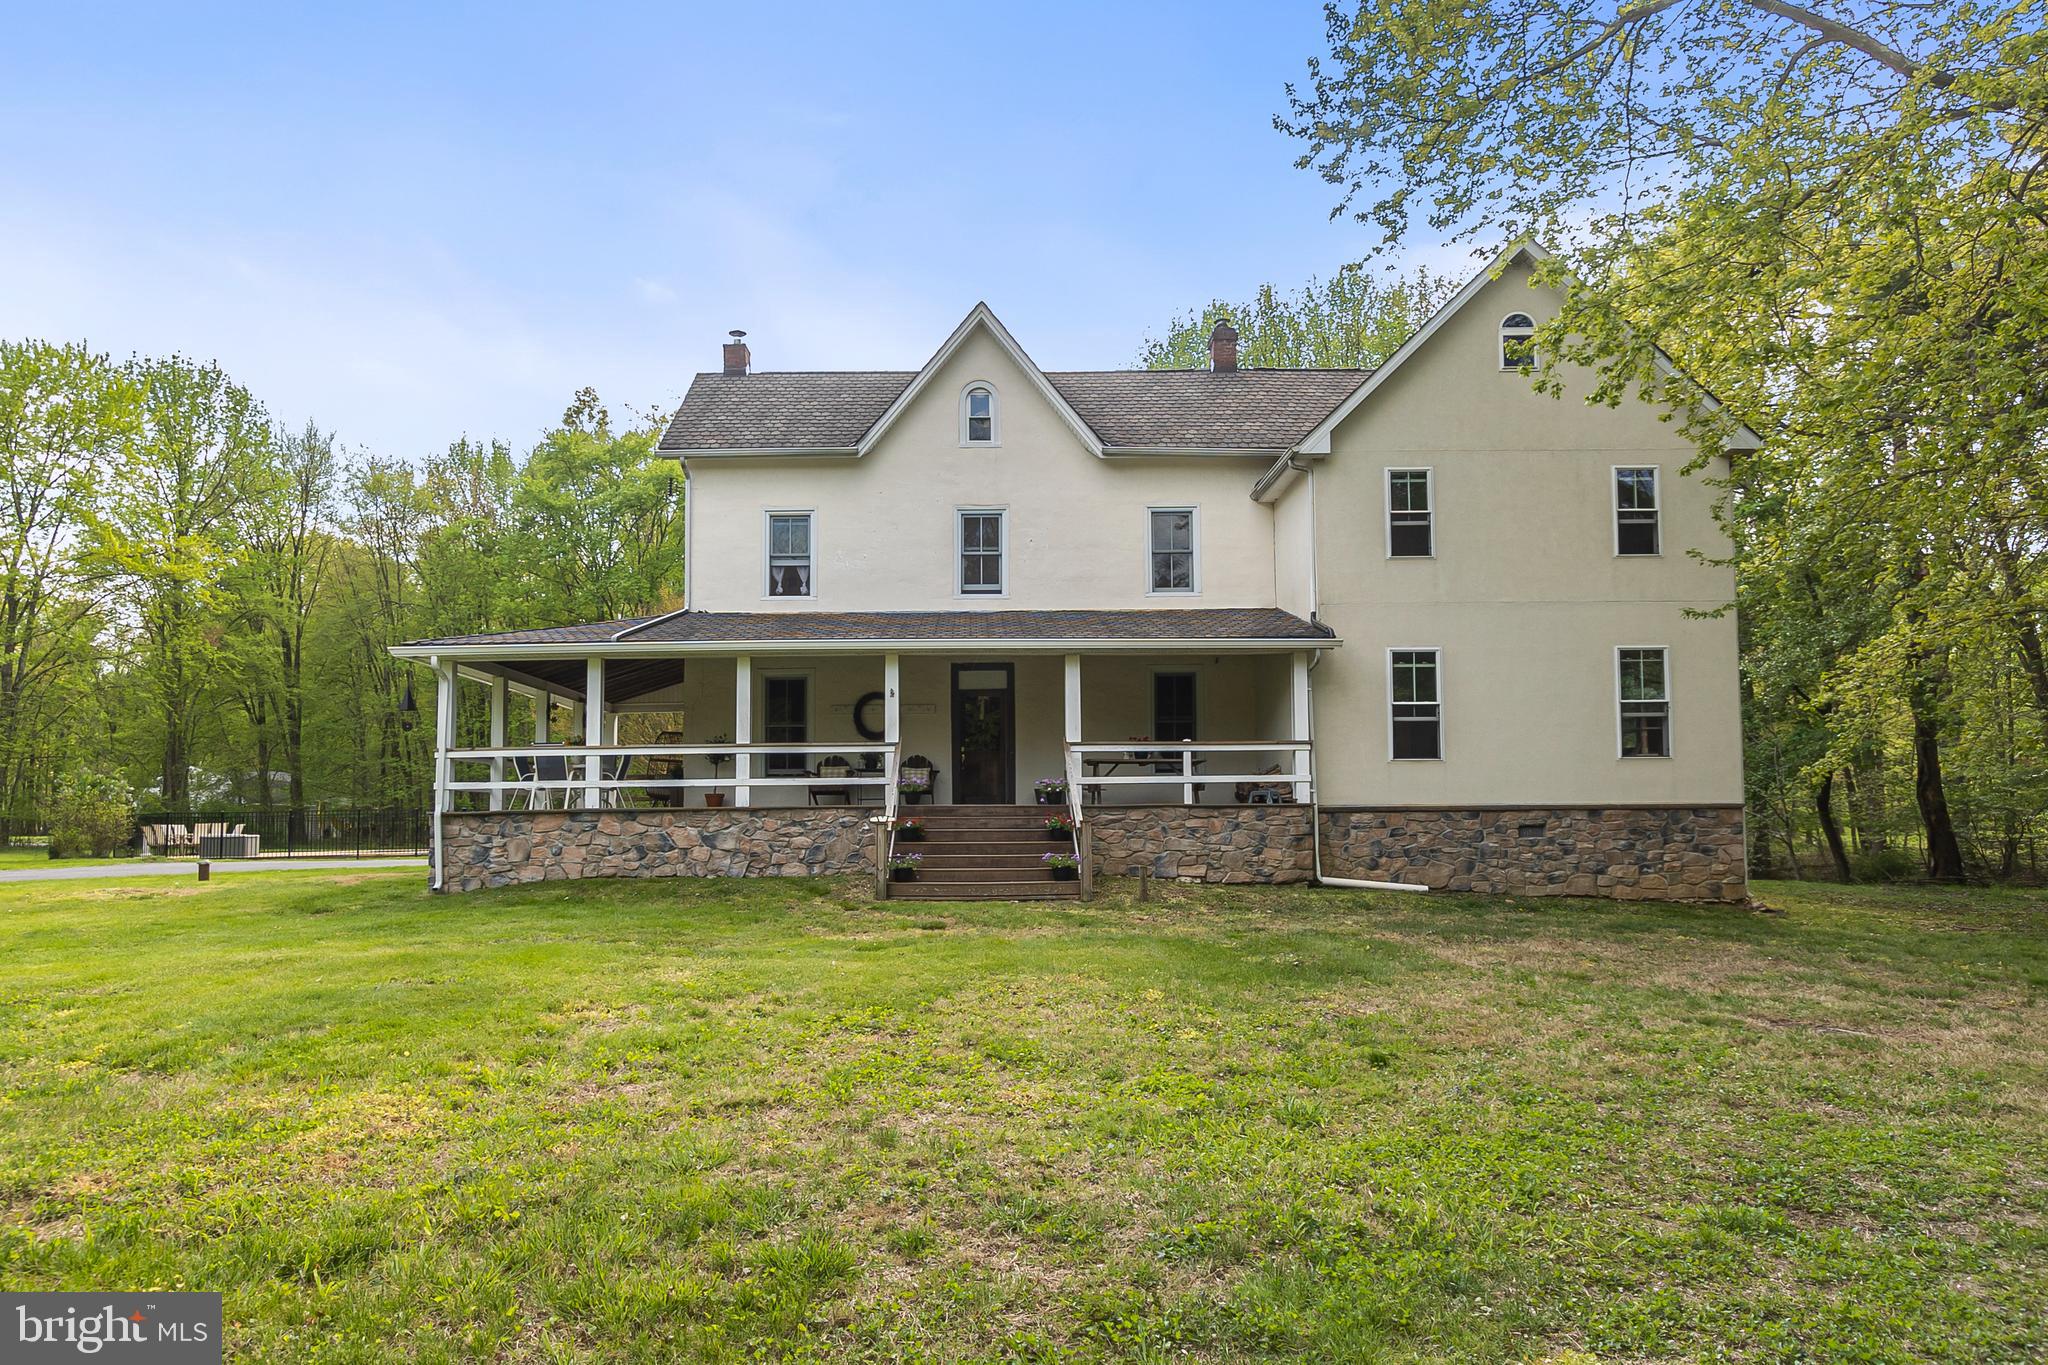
[1851,847,1921,883]
[49,770,136,858]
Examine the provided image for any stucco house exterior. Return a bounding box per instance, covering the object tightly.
[394,245,1756,901]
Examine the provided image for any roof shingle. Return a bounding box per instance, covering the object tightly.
[655,368,1370,454]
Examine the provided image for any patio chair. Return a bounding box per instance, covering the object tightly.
[898,754,938,805]
[1234,765,1297,804]
[809,756,855,806]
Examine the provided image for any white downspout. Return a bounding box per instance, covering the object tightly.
[1292,456,1427,893]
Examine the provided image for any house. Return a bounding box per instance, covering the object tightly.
[393,245,1754,901]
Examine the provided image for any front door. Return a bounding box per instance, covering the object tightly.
[951,663,1015,804]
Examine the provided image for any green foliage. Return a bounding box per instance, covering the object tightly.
[47,768,134,857]
[1139,265,1454,370]
[0,337,686,812]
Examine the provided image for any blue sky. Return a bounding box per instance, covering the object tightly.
[0,2,1469,456]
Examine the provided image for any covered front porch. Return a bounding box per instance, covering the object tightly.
[392,609,1334,892]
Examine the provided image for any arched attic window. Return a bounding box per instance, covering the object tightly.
[960,384,998,445]
[1500,313,1537,371]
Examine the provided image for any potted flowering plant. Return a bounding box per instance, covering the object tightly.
[1043,813,1073,839]
[897,773,932,802]
[896,816,927,841]
[1033,776,1070,806]
[888,852,924,882]
[1041,851,1079,881]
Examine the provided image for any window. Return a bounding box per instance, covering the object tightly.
[764,675,809,775]
[1615,467,1660,556]
[1148,507,1197,593]
[1389,649,1442,760]
[1387,469,1433,557]
[1500,312,1536,370]
[958,509,1005,594]
[765,512,813,597]
[961,384,997,444]
[1153,672,1197,743]
[1618,648,1671,757]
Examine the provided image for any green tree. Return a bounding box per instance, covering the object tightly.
[1139,266,1453,370]
[0,341,131,831]
[84,355,275,806]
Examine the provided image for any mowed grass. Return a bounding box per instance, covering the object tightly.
[1,872,2043,1363]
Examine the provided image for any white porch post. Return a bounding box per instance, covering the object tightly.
[487,675,507,811]
[1290,650,1313,802]
[734,654,752,807]
[1063,653,1082,802]
[884,653,901,793]
[583,656,605,809]
[534,690,551,743]
[432,656,455,891]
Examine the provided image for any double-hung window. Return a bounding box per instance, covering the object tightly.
[1615,468,1660,556]
[764,675,809,775]
[958,509,1005,595]
[1148,507,1196,593]
[766,512,814,597]
[1389,649,1442,760]
[1387,470,1433,557]
[1618,648,1671,757]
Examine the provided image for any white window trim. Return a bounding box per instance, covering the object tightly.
[955,506,1008,598]
[1500,313,1537,372]
[1614,644,1673,759]
[1149,666,1200,742]
[1384,467,1435,560]
[1612,465,1662,558]
[1144,505,1201,596]
[762,508,816,600]
[958,381,1000,447]
[1386,646,1444,762]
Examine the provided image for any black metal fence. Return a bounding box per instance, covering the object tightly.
[136,808,430,858]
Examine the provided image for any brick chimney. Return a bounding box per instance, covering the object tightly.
[722,329,750,376]
[1208,319,1239,373]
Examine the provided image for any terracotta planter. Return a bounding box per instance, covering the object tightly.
[703,792,727,808]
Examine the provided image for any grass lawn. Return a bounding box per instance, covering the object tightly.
[1,872,2043,1362]
[0,847,153,870]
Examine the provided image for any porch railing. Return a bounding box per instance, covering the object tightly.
[1065,740,1312,806]
[438,743,900,812]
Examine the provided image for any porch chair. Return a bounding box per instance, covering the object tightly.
[1234,765,1298,805]
[808,756,855,806]
[898,754,938,805]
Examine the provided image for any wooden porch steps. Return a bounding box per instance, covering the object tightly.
[888,804,1082,901]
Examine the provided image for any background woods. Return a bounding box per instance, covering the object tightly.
[0,343,683,828]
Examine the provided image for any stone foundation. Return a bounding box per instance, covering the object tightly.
[1088,805,1315,884]
[440,808,875,893]
[1318,805,1746,902]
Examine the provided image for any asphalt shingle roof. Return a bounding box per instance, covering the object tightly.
[1045,369,1369,449]
[405,608,1332,649]
[656,368,1371,454]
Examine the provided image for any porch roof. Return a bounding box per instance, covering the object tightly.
[397,607,1334,656]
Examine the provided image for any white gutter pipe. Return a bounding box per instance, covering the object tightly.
[1290,457,1429,894]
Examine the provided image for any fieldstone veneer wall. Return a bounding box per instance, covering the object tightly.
[1089,806,1316,884]
[1319,805,1747,902]
[440,808,875,893]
